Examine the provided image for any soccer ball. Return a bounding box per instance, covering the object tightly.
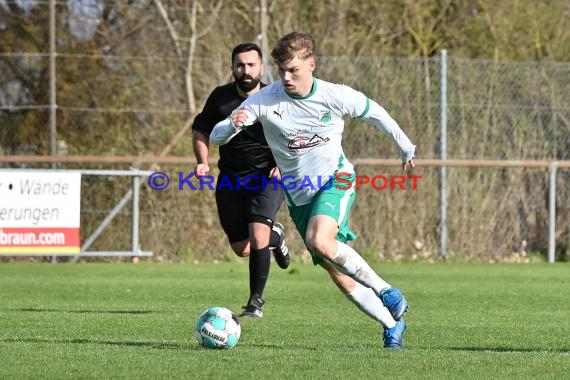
[195,306,241,349]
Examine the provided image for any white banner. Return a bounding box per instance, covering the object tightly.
[0,171,81,254]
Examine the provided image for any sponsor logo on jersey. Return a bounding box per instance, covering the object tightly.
[279,130,311,138]
[287,134,330,150]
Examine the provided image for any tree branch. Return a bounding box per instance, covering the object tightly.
[153,0,182,59]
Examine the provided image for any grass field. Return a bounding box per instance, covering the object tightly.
[1,261,569,379]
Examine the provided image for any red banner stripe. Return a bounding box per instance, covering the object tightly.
[0,227,80,247]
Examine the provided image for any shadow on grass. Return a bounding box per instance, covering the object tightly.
[1,337,378,352]
[450,346,570,354]
[15,308,155,315]
[0,337,197,350]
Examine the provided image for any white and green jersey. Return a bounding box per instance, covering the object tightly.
[211,77,416,206]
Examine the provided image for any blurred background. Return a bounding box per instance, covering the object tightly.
[1,0,569,262]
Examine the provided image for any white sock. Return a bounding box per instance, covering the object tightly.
[347,282,396,328]
[330,241,391,294]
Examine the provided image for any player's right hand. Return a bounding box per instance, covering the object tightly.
[230,107,250,128]
[195,163,210,178]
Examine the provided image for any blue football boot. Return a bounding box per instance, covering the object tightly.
[379,287,408,321]
[383,319,406,349]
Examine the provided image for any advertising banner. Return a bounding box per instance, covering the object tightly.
[0,171,81,255]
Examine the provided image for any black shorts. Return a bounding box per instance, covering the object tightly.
[215,173,284,243]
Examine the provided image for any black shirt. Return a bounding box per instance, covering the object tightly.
[192,82,276,176]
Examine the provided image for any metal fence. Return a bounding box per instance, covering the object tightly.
[1,1,570,262]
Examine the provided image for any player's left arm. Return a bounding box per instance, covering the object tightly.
[338,85,416,170]
[343,91,415,170]
[362,99,416,170]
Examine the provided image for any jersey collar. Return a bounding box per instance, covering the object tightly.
[285,77,317,100]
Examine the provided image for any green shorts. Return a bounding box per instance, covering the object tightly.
[288,174,357,265]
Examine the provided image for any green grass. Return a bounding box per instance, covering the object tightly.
[0,262,569,379]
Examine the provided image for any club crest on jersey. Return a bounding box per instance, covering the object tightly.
[320,109,332,123]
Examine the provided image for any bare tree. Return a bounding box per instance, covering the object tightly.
[153,0,223,113]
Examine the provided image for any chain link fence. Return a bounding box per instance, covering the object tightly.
[1,1,570,262]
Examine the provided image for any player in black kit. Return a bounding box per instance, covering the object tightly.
[192,43,290,318]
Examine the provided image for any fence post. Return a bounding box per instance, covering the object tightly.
[49,0,57,166]
[548,161,558,263]
[49,0,57,274]
[132,175,141,256]
[439,49,448,258]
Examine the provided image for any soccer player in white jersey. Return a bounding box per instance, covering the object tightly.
[210,32,416,349]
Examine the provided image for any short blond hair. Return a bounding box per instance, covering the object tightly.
[271,32,315,65]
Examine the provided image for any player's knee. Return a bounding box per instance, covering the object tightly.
[306,234,334,259]
[249,235,270,250]
[230,241,249,257]
[233,250,249,258]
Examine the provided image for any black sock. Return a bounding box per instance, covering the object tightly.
[269,229,280,249]
[249,246,271,303]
